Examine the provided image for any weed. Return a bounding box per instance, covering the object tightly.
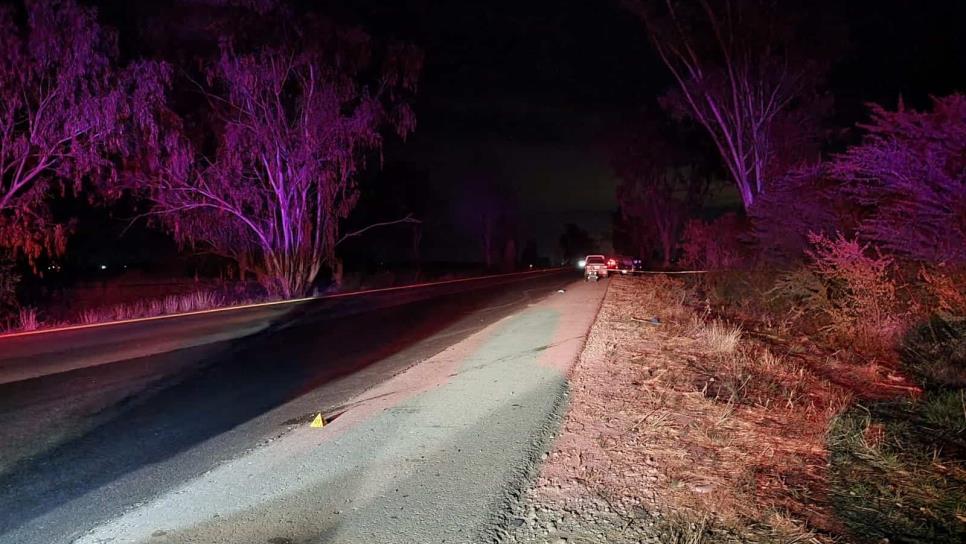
[67,290,230,326]
[828,398,966,543]
[920,268,966,316]
[767,268,831,321]
[79,309,100,325]
[18,307,38,331]
[702,320,742,354]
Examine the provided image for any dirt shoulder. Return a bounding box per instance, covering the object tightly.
[506,275,856,544]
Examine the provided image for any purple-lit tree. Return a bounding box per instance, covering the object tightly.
[0,0,164,265]
[829,95,966,264]
[138,29,421,296]
[628,0,827,209]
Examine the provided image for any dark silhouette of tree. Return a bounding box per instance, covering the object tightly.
[134,17,421,296]
[627,0,830,209]
[611,118,711,267]
[452,153,519,270]
[560,223,596,264]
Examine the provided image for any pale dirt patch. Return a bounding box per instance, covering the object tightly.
[506,276,854,544]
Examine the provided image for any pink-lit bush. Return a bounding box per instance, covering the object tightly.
[919,267,966,316]
[829,95,966,265]
[806,232,904,351]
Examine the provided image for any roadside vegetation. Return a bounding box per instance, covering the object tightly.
[513,55,965,544]
[0,0,423,331]
[511,262,963,543]
[0,288,270,334]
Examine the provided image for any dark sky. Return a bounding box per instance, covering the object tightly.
[322,0,966,259]
[316,0,663,259]
[96,0,966,262]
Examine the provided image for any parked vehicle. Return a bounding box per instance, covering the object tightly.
[614,256,635,274]
[583,254,607,281]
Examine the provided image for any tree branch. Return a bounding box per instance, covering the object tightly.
[336,214,421,246]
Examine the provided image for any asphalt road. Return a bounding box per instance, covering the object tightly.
[0,270,578,544]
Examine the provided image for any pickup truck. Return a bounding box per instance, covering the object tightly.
[583,254,608,280]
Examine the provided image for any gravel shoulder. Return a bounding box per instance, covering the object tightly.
[506,276,850,544]
[74,279,606,544]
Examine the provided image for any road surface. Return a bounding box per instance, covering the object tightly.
[0,270,606,544]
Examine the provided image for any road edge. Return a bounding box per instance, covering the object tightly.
[481,277,612,543]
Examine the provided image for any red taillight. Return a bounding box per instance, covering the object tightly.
[606,259,616,267]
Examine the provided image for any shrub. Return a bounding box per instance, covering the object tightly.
[679,213,747,270]
[750,165,850,262]
[807,232,905,351]
[767,267,830,316]
[0,258,18,324]
[920,267,966,316]
[829,94,966,265]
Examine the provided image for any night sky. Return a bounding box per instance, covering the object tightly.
[92,0,966,263]
[321,0,966,259]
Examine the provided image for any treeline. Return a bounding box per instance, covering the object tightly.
[0,0,420,316]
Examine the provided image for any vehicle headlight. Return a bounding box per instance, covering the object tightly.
[577,259,586,268]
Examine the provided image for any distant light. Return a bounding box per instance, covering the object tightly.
[100,264,107,270]
[577,259,586,268]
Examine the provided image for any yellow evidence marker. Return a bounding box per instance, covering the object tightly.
[310,413,326,428]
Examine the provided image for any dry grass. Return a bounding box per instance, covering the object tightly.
[73,290,229,324]
[700,319,742,353]
[530,275,853,542]
[0,290,267,334]
[18,307,38,331]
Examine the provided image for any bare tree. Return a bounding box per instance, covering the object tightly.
[136,25,421,296]
[628,0,826,209]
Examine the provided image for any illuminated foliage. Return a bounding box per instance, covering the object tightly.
[750,165,850,261]
[628,0,827,209]
[0,0,164,265]
[806,232,903,350]
[829,95,966,265]
[136,20,421,296]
